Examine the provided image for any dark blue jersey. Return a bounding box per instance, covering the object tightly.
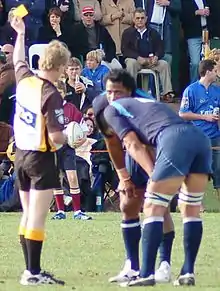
[94,96,186,146]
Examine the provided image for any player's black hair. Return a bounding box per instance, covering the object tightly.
[199,59,217,77]
[104,69,136,94]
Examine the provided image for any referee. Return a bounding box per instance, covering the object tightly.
[10,15,70,285]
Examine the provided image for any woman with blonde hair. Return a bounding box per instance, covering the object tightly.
[81,49,110,90]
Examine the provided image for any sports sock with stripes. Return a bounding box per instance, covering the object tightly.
[180,217,203,275]
[140,217,164,278]
[121,218,141,271]
[159,231,175,265]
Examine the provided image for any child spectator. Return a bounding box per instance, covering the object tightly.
[81,49,110,91]
[76,117,97,169]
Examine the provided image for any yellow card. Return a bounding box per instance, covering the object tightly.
[13,4,28,18]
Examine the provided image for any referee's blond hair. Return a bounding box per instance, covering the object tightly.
[39,40,71,71]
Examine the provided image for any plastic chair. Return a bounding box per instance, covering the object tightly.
[138,69,160,101]
[28,44,48,70]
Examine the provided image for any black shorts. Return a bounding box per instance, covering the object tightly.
[15,149,60,191]
[56,145,77,171]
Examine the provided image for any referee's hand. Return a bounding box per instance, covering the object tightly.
[10,16,25,35]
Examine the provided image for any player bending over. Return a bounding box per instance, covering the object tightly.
[11,16,71,285]
[93,69,212,287]
[93,70,176,284]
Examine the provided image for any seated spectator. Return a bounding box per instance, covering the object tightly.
[0,122,13,162]
[1,44,14,64]
[46,0,81,24]
[101,0,135,55]
[65,57,101,112]
[121,7,174,102]
[75,0,102,21]
[81,49,110,91]
[37,7,74,55]
[72,6,116,63]
[76,117,97,169]
[83,105,103,139]
[0,51,16,124]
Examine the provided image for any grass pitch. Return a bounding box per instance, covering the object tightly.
[0,185,220,291]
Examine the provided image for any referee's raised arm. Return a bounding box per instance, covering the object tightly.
[9,16,26,71]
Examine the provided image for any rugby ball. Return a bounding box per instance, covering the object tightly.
[65,121,84,148]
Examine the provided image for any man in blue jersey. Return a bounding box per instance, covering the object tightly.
[93,69,212,287]
[179,59,220,200]
[94,70,175,284]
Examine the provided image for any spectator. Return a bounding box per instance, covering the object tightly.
[0,50,16,124]
[1,44,14,64]
[75,0,102,21]
[37,7,74,55]
[179,59,220,200]
[76,117,97,169]
[101,0,135,55]
[134,0,143,7]
[144,0,181,66]
[81,49,110,91]
[181,0,210,83]
[72,6,116,63]
[65,57,100,112]
[0,122,13,162]
[83,106,103,139]
[121,7,174,102]
[46,0,81,24]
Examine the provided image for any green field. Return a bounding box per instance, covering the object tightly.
[0,184,220,291]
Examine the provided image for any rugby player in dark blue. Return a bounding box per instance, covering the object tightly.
[94,70,175,284]
[93,69,212,287]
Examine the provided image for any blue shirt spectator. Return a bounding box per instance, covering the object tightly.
[81,49,110,91]
[179,81,220,138]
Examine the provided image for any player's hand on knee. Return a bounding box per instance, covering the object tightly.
[117,179,136,198]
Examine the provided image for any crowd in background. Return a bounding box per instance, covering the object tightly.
[0,0,220,212]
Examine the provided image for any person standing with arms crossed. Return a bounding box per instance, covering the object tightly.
[10,15,71,285]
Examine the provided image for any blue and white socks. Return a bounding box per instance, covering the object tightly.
[180,217,203,275]
[140,217,164,278]
[121,218,141,271]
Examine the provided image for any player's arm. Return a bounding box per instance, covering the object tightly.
[96,110,130,180]
[123,131,154,177]
[10,16,26,70]
[104,105,154,177]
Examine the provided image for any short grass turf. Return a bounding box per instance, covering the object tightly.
[0,184,220,291]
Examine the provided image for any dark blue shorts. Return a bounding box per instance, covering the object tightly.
[152,124,212,181]
[56,145,76,171]
[125,152,149,188]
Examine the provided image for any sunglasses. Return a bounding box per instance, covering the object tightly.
[2,51,10,55]
[83,13,94,17]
